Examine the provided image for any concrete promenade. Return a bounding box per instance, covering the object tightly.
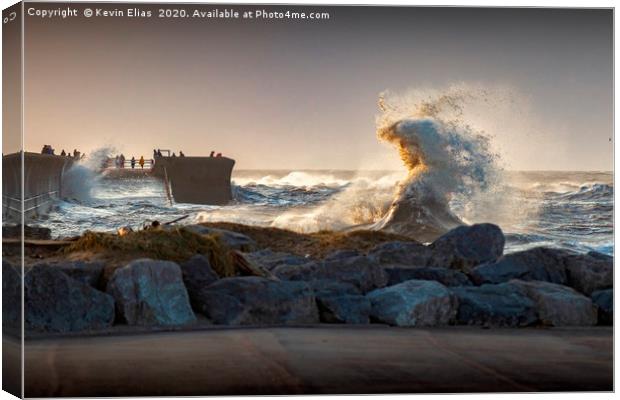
[3,326,612,396]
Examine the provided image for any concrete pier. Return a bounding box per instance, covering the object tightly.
[3,326,612,396]
[151,156,235,205]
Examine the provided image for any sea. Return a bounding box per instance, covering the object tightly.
[38,169,613,256]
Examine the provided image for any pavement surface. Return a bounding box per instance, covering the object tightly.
[2,326,613,396]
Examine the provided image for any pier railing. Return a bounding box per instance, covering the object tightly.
[105,158,155,169]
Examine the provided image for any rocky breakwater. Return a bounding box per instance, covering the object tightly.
[3,222,612,335]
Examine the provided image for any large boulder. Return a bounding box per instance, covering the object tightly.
[510,280,597,326]
[470,247,570,286]
[195,277,319,325]
[273,255,388,293]
[429,223,505,272]
[367,241,433,267]
[384,266,472,287]
[317,294,371,324]
[25,265,115,333]
[2,261,21,330]
[244,249,312,271]
[367,280,457,327]
[185,225,256,251]
[591,289,613,325]
[40,260,105,288]
[106,259,196,326]
[180,255,219,292]
[451,282,537,327]
[308,280,369,324]
[564,253,612,295]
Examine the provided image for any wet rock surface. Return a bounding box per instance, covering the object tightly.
[591,289,613,325]
[385,266,472,287]
[195,277,319,325]
[106,259,196,326]
[451,282,538,327]
[509,279,597,326]
[367,280,457,327]
[25,265,115,333]
[273,255,388,294]
[429,223,505,272]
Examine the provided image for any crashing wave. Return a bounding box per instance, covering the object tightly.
[371,86,500,241]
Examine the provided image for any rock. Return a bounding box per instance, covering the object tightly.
[384,266,472,287]
[586,251,613,262]
[591,289,613,325]
[307,280,369,324]
[564,253,612,295]
[243,249,311,271]
[324,249,362,262]
[2,261,21,330]
[429,223,505,272]
[367,280,457,327]
[180,255,219,310]
[195,277,318,325]
[273,255,388,293]
[38,261,105,288]
[510,280,597,326]
[470,247,570,286]
[185,225,256,251]
[25,265,115,333]
[317,294,371,324]
[106,259,196,326]
[368,241,433,267]
[451,282,537,327]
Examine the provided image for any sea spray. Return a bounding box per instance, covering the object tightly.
[371,85,502,240]
[61,147,116,201]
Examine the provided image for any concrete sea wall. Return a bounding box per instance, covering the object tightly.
[2,152,74,221]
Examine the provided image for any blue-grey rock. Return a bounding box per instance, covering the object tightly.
[2,261,21,331]
[429,223,505,272]
[317,294,371,324]
[367,280,457,327]
[273,255,388,294]
[25,265,115,333]
[510,280,597,326]
[180,255,220,311]
[591,289,613,325]
[185,225,256,251]
[367,241,433,267]
[196,276,319,325]
[451,282,537,327]
[564,253,612,296]
[106,259,196,326]
[385,266,472,287]
[470,247,570,286]
[244,249,311,271]
[42,260,104,288]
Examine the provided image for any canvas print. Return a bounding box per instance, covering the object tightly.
[2,2,613,397]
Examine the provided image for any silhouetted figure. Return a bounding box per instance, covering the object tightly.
[153,149,157,158]
[179,151,185,157]
[131,156,136,169]
[172,152,177,157]
[73,149,80,159]
[210,151,215,157]
[60,149,66,156]
[139,156,145,169]
[157,149,162,157]
[216,152,222,157]
[119,154,126,168]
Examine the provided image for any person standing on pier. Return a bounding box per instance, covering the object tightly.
[131,156,136,169]
[139,156,145,169]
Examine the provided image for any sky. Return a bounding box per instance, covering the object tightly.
[10,4,614,170]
